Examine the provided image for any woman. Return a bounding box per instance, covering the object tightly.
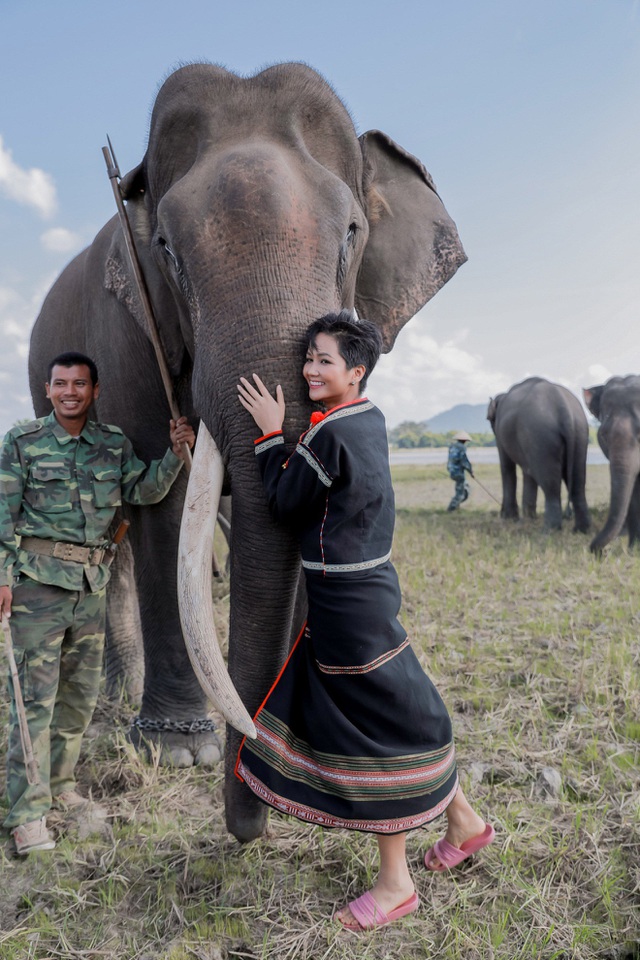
[236,311,493,931]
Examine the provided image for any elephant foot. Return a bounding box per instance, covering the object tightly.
[224,768,269,842]
[225,800,268,843]
[129,717,223,768]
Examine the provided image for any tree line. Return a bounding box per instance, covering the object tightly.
[388,421,600,449]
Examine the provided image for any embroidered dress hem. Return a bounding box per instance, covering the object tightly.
[238,760,459,834]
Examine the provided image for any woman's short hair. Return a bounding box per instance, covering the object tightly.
[304,310,382,392]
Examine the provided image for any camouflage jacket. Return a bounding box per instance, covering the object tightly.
[447,440,473,480]
[0,412,184,592]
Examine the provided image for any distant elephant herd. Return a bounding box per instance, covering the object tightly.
[25,62,639,835]
[487,374,640,555]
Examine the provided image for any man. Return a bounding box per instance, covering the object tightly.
[447,430,474,512]
[0,352,194,854]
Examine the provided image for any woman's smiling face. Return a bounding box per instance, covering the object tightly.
[303,332,365,410]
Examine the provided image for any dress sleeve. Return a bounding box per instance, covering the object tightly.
[119,438,184,505]
[254,428,339,525]
[0,434,24,587]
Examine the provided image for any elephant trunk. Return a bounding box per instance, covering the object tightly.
[590,426,640,553]
[178,423,257,738]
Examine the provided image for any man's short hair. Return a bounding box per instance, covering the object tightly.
[47,352,99,387]
[304,310,383,392]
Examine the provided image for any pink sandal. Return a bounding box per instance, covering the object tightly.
[337,890,419,930]
[424,823,495,872]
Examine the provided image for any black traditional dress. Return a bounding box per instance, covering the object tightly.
[236,398,458,833]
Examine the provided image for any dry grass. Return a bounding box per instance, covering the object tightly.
[1,463,639,959]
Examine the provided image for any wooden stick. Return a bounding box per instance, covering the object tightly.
[102,139,222,578]
[1,615,40,785]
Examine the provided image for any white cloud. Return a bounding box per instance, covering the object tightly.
[40,227,82,253]
[0,276,56,433]
[585,364,613,386]
[367,312,512,427]
[0,135,57,219]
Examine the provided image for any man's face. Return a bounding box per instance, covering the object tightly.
[45,364,99,428]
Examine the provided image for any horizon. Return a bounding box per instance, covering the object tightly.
[1,1,639,435]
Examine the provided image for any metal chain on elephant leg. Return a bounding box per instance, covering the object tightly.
[130,716,218,734]
[130,715,223,767]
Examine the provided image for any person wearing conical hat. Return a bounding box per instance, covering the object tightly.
[446,431,474,511]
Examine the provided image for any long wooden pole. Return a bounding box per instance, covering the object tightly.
[102,140,222,577]
[102,140,192,470]
[1,615,39,785]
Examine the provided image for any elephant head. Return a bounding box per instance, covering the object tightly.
[102,62,466,839]
[584,376,640,553]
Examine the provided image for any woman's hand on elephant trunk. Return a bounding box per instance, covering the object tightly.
[170,416,196,459]
[237,375,286,436]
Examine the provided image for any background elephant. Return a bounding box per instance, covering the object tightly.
[583,375,640,553]
[28,62,466,842]
[487,377,591,532]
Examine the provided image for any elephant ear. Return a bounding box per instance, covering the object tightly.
[355,130,467,351]
[583,385,603,421]
[104,162,193,374]
[486,393,505,427]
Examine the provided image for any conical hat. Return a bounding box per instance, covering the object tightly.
[453,430,471,442]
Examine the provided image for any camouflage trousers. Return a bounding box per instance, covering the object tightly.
[448,476,470,511]
[4,575,106,829]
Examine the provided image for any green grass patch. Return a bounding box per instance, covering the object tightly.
[1,464,638,959]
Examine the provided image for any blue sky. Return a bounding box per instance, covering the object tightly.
[1,0,639,431]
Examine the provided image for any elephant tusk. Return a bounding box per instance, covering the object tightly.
[178,423,257,739]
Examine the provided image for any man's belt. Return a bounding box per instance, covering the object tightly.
[20,537,107,565]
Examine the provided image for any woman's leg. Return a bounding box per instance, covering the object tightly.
[425,786,487,869]
[336,831,415,924]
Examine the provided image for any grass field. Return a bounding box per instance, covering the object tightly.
[1,463,639,959]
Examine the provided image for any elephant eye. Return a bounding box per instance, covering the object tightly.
[337,224,358,290]
[158,236,180,271]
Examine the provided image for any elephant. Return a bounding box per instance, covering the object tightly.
[583,375,640,553]
[28,62,466,842]
[486,377,591,532]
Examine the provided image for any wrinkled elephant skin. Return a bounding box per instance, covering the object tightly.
[487,377,591,532]
[584,375,640,553]
[28,63,466,841]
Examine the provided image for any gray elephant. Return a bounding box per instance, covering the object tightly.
[583,375,640,553]
[28,62,466,842]
[487,377,591,532]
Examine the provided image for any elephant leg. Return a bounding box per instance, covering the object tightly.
[522,474,538,519]
[570,488,591,534]
[104,534,144,704]
[223,510,302,843]
[541,480,563,530]
[128,481,222,768]
[499,454,519,520]
[627,478,640,547]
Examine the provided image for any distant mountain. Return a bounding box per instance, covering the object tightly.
[425,403,491,433]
